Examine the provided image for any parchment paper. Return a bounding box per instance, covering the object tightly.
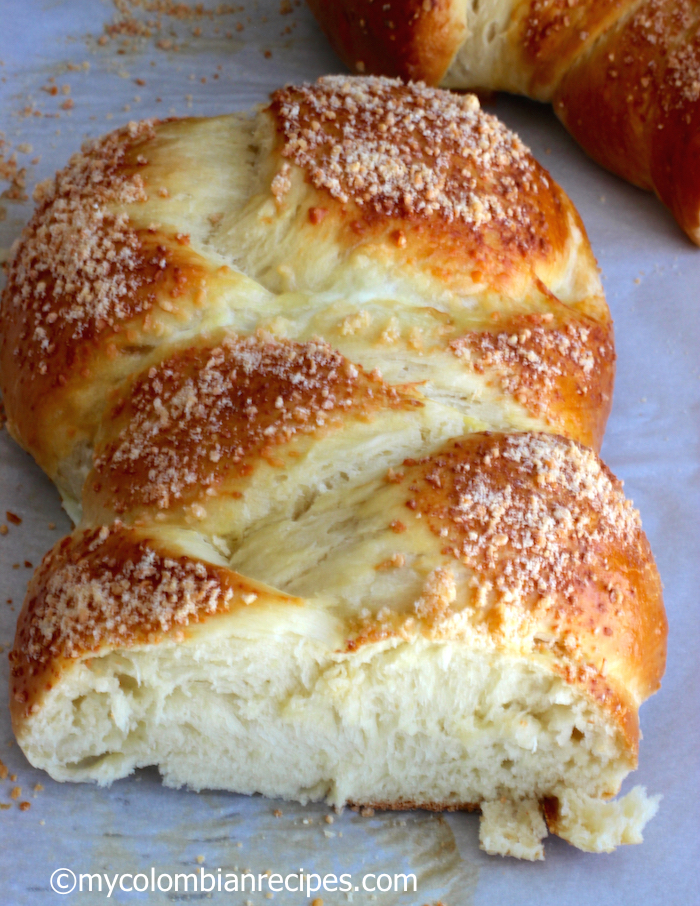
[0,2,698,903]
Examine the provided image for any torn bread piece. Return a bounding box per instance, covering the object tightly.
[480,799,548,861]
[544,786,662,853]
[479,786,661,860]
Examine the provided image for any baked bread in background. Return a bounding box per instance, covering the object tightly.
[307,0,700,245]
[1,76,666,860]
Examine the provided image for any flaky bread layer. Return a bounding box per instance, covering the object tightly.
[14,628,650,858]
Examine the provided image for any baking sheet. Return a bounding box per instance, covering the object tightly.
[0,1,698,903]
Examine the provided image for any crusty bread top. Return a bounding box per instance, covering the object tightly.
[2,80,656,748]
[306,1,640,98]
[0,77,611,493]
[90,334,408,510]
[271,76,565,261]
[0,117,242,477]
[306,0,469,86]
[307,2,700,242]
[9,523,299,718]
[341,432,666,711]
[11,431,666,754]
[554,0,700,237]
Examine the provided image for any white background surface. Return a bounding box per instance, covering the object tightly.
[0,1,698,903]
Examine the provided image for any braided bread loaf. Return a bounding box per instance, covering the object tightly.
[1,77,666,860]
[307,0,700,244]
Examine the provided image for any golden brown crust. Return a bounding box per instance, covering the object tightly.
[0,120,155,471]
[519,0,638,96]
[1,78,613,485]
[343,432,666,747]
[553,0,698,194]
[651,16,700,241]
[305,1,700,243]
[9,523,296,724]
[12,433,663,754]
[0,120,245,479]
[271,77,568,280]
[306,0,467,85]
[4,81,666,812]
[407,433,666,703]
[305,0,637,95]
[450,311,614,450]
[87,332,419,520]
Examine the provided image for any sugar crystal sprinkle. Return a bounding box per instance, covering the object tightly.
[411,433,642,604]
[94,334,400,511]
[451,319,613,419]
[12,523,239,668]
[272,76,546,231]
[3,120,157,359]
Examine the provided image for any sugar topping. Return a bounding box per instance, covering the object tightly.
[3,120,156,362]
[408,433,642,604]
[94,334,399,511]
[273,76,546,231]
[664,34,700,109]
[414,567,457,620]
[523,0,593,62]
[569,0,696,112]
[13,524,238,670]
[451,318,613,420]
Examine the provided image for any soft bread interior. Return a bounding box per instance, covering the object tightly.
[443,0,532,97]
[18,629,633,814]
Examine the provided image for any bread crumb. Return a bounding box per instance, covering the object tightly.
[480,798,547,860]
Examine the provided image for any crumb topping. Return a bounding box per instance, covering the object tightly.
[414,567,456,619]
[450,317,613,420]
[523,0,594,63]
[408,433,642,604]
[557,0,697,115]
[613,0,694,111]
[272,76,547,232]
[660,1,700,112]
[94,334,402,511]
[12,524,243,670]
[2,120,156,367]
[665,42,700,107]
